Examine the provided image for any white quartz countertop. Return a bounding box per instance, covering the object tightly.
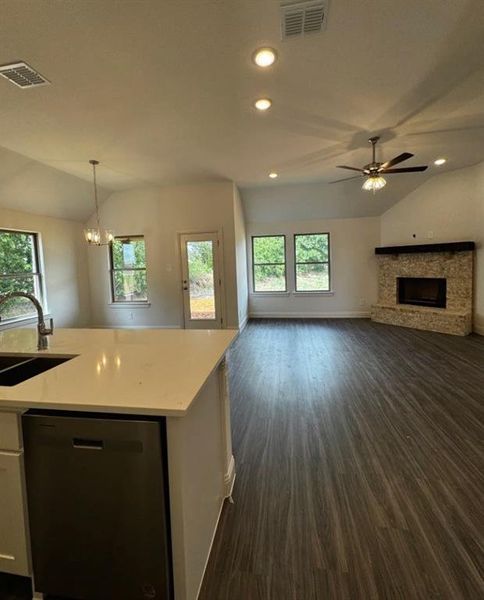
[0,328,237,416]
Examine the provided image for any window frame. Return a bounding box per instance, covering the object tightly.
[251,234,287,293]
[293,232,331,293]
[0,228,46,324]
[109,234,149,304]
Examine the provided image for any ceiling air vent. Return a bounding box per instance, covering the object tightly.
[281,0,327,39]
[0,62,50,88]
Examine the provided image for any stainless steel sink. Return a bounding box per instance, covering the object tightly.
[0,355,34,371]
[0,355,74,387]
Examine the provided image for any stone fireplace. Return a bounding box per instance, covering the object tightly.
[371,242,475,336]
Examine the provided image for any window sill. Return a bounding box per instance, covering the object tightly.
[0,313,52,331]
[108,302,151,309]
[292,291,334,297]
[250,292,291,297]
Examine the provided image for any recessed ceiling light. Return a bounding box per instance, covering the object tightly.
[253,48,277,68]
[254,98,272,111]
[434,158,446,166]
[269,172,278,179]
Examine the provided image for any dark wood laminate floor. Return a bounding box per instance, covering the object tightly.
[2,319,483,599]
[199,319,484,600]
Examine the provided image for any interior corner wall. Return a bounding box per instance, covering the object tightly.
[247,216,380,318]
[380,161,484,334]
[0,206,91,327]
[86,182,239,329]
[233,185,248,329]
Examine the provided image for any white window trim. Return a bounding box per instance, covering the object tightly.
[108,302,151,309]
[292,291,334,297]
[250,291,291,297]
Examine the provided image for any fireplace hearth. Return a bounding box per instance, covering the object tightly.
[398,277,446,309]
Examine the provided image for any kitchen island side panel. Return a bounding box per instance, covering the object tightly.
[166,361,234,600]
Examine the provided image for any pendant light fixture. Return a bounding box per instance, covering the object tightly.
[84,159,114,246]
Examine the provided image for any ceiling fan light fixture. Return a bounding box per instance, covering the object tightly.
[362,175,386,192]
[334,137,427,188]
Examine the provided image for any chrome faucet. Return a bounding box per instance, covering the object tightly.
[0,292,54,350]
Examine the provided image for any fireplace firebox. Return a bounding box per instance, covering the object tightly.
[397,277,447,308]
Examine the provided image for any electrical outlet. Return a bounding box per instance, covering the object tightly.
[427,231,434,239]
[359,298,366,307]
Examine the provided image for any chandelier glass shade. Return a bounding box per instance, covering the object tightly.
[362,174,387,192]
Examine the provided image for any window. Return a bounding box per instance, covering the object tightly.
[252,235,286,292]
[0,229,44,321]
[109,236,148,303]
[294,233,330,292]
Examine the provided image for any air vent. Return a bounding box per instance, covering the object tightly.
[281,1,327,39]
[0,62,50,88]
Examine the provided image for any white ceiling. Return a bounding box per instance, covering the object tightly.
[0,0,483,221]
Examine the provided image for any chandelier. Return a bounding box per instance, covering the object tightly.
[84,160,114,246]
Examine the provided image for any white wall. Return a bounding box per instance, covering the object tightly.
[87,182,240,329]
[0,145,111,222]
[0,207,91,327]
[247,217,380,318]
[380,161,484,334]
[233,186,248,328]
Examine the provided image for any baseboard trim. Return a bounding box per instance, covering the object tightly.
[238,314,249,332]
[474,323,484,336]
[91,324,181,329]
[224,454,236,498]
[195,455,236,600]
[249,311,371,319]
[195,495,225,600]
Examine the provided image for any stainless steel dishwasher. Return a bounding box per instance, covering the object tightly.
[22,410,173,600]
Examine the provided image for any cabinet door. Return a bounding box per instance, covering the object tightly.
[0,451,30,576]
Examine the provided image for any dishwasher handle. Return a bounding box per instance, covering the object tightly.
[72,438,104,450]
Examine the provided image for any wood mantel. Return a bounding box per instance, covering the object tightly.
[375,241,475,255]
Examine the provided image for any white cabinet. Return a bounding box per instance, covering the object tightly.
[0,412,30,577]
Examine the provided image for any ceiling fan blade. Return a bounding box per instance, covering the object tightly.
[383,166,428,173]
[329,175,363,184]
[336,165,366,173]
[379,152,414,170]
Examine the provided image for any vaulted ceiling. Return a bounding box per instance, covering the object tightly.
[0,0,483,221]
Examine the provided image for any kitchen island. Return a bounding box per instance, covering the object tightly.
[0,327,238,600]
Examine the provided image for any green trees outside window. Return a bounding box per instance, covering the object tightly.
[109,236,148,302]
[294,233,330,291]
[252,236,286,292]
[186,240,216,319]
[251,233,331,293]
[0,229,43,320]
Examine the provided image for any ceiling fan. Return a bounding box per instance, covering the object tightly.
[332,136,428,191]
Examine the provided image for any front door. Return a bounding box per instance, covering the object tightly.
[180,233,223,329]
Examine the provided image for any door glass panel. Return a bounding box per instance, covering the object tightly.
[186,240,216,320]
